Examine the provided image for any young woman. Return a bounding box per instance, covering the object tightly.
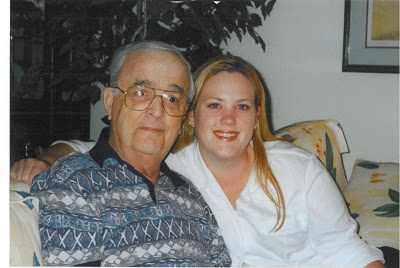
[11,56,384,267]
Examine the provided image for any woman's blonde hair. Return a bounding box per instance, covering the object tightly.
[173,55,286,231]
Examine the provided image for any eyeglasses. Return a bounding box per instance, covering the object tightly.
[115,85,189,117]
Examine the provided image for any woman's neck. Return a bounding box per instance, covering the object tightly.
[200,144,255,208]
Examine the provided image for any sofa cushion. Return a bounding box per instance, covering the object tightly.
[10,179,43,266]
[343,159,399,250]
[274,120,349,192]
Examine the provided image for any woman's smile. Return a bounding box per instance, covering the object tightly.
[213,130,239,141]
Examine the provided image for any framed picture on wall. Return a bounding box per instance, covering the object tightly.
[342,0,399,73]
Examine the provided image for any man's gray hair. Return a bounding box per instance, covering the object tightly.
[110,40,195,101]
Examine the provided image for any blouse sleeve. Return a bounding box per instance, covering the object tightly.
[305,154,384,267]
[165,151,186,172]
[51,140,96,153]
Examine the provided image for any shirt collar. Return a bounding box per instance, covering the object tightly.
[192,141,258,193]
[89,127,185,188]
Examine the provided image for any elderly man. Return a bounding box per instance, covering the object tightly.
[28,41,231,266]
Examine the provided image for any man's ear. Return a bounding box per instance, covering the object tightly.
[178,116,185,135]
[188,111,195,127]
[103,87,115,120]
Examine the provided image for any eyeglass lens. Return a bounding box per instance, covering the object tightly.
[125,86,188,116]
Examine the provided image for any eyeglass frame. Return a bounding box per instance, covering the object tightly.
[114,85,190,117]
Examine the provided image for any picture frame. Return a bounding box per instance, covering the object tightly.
[366,0,399,48]
[342,0,399,73]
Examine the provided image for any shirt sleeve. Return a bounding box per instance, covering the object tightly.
[198,194,232,267]
[305,154,384,267]
[210,220,232,266]
[51,140,96,153]
[30,155,104,266]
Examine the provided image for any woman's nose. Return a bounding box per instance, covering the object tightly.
[220,109,236,126]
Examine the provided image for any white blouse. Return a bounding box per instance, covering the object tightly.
[57,140,384,267]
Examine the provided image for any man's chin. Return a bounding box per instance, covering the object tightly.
[133,144,166,157]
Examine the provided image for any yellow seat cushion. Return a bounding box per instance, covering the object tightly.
[343,159,399,250]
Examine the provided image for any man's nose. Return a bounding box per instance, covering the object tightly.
[146,95,165,118]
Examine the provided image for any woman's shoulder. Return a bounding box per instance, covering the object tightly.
[264,140,314,160]
[166,143,198,171]
[264,141,326,188]
[169,143,197,159]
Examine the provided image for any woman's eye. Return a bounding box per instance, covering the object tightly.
[238,104,249,110]
[208,103,220,108]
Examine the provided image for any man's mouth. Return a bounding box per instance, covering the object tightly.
[140,127,162,133]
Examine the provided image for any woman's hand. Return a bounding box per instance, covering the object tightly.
[10,143,75,186]
[10,158,50,186]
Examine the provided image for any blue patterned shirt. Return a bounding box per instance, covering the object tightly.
[31,128,231,266]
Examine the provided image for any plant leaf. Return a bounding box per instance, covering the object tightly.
[375,210,399,217]
[250,14,262,27]
[262,0,276,19]
[373,203,399,217]
[357,161,379,169]
[257,35,266,51]
[325,133,336,181]
[389,188,399,203]
[373,203,398,212]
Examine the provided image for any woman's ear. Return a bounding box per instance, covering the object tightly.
[103,87,115,120]
[255,106,261,127]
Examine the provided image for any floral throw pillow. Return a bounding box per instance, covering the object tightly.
[343,159,399,250]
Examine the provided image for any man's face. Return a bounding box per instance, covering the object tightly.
[106,50,190,162]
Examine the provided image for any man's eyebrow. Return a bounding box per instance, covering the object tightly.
[132,80,149,86]
[132,80,184,93]
[170,84,184,94]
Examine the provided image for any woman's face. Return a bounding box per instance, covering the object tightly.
[191,71,260,162]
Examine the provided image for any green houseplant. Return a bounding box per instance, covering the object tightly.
[45,0,276,104]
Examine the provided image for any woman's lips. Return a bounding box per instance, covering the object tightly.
[213,130,239,141]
